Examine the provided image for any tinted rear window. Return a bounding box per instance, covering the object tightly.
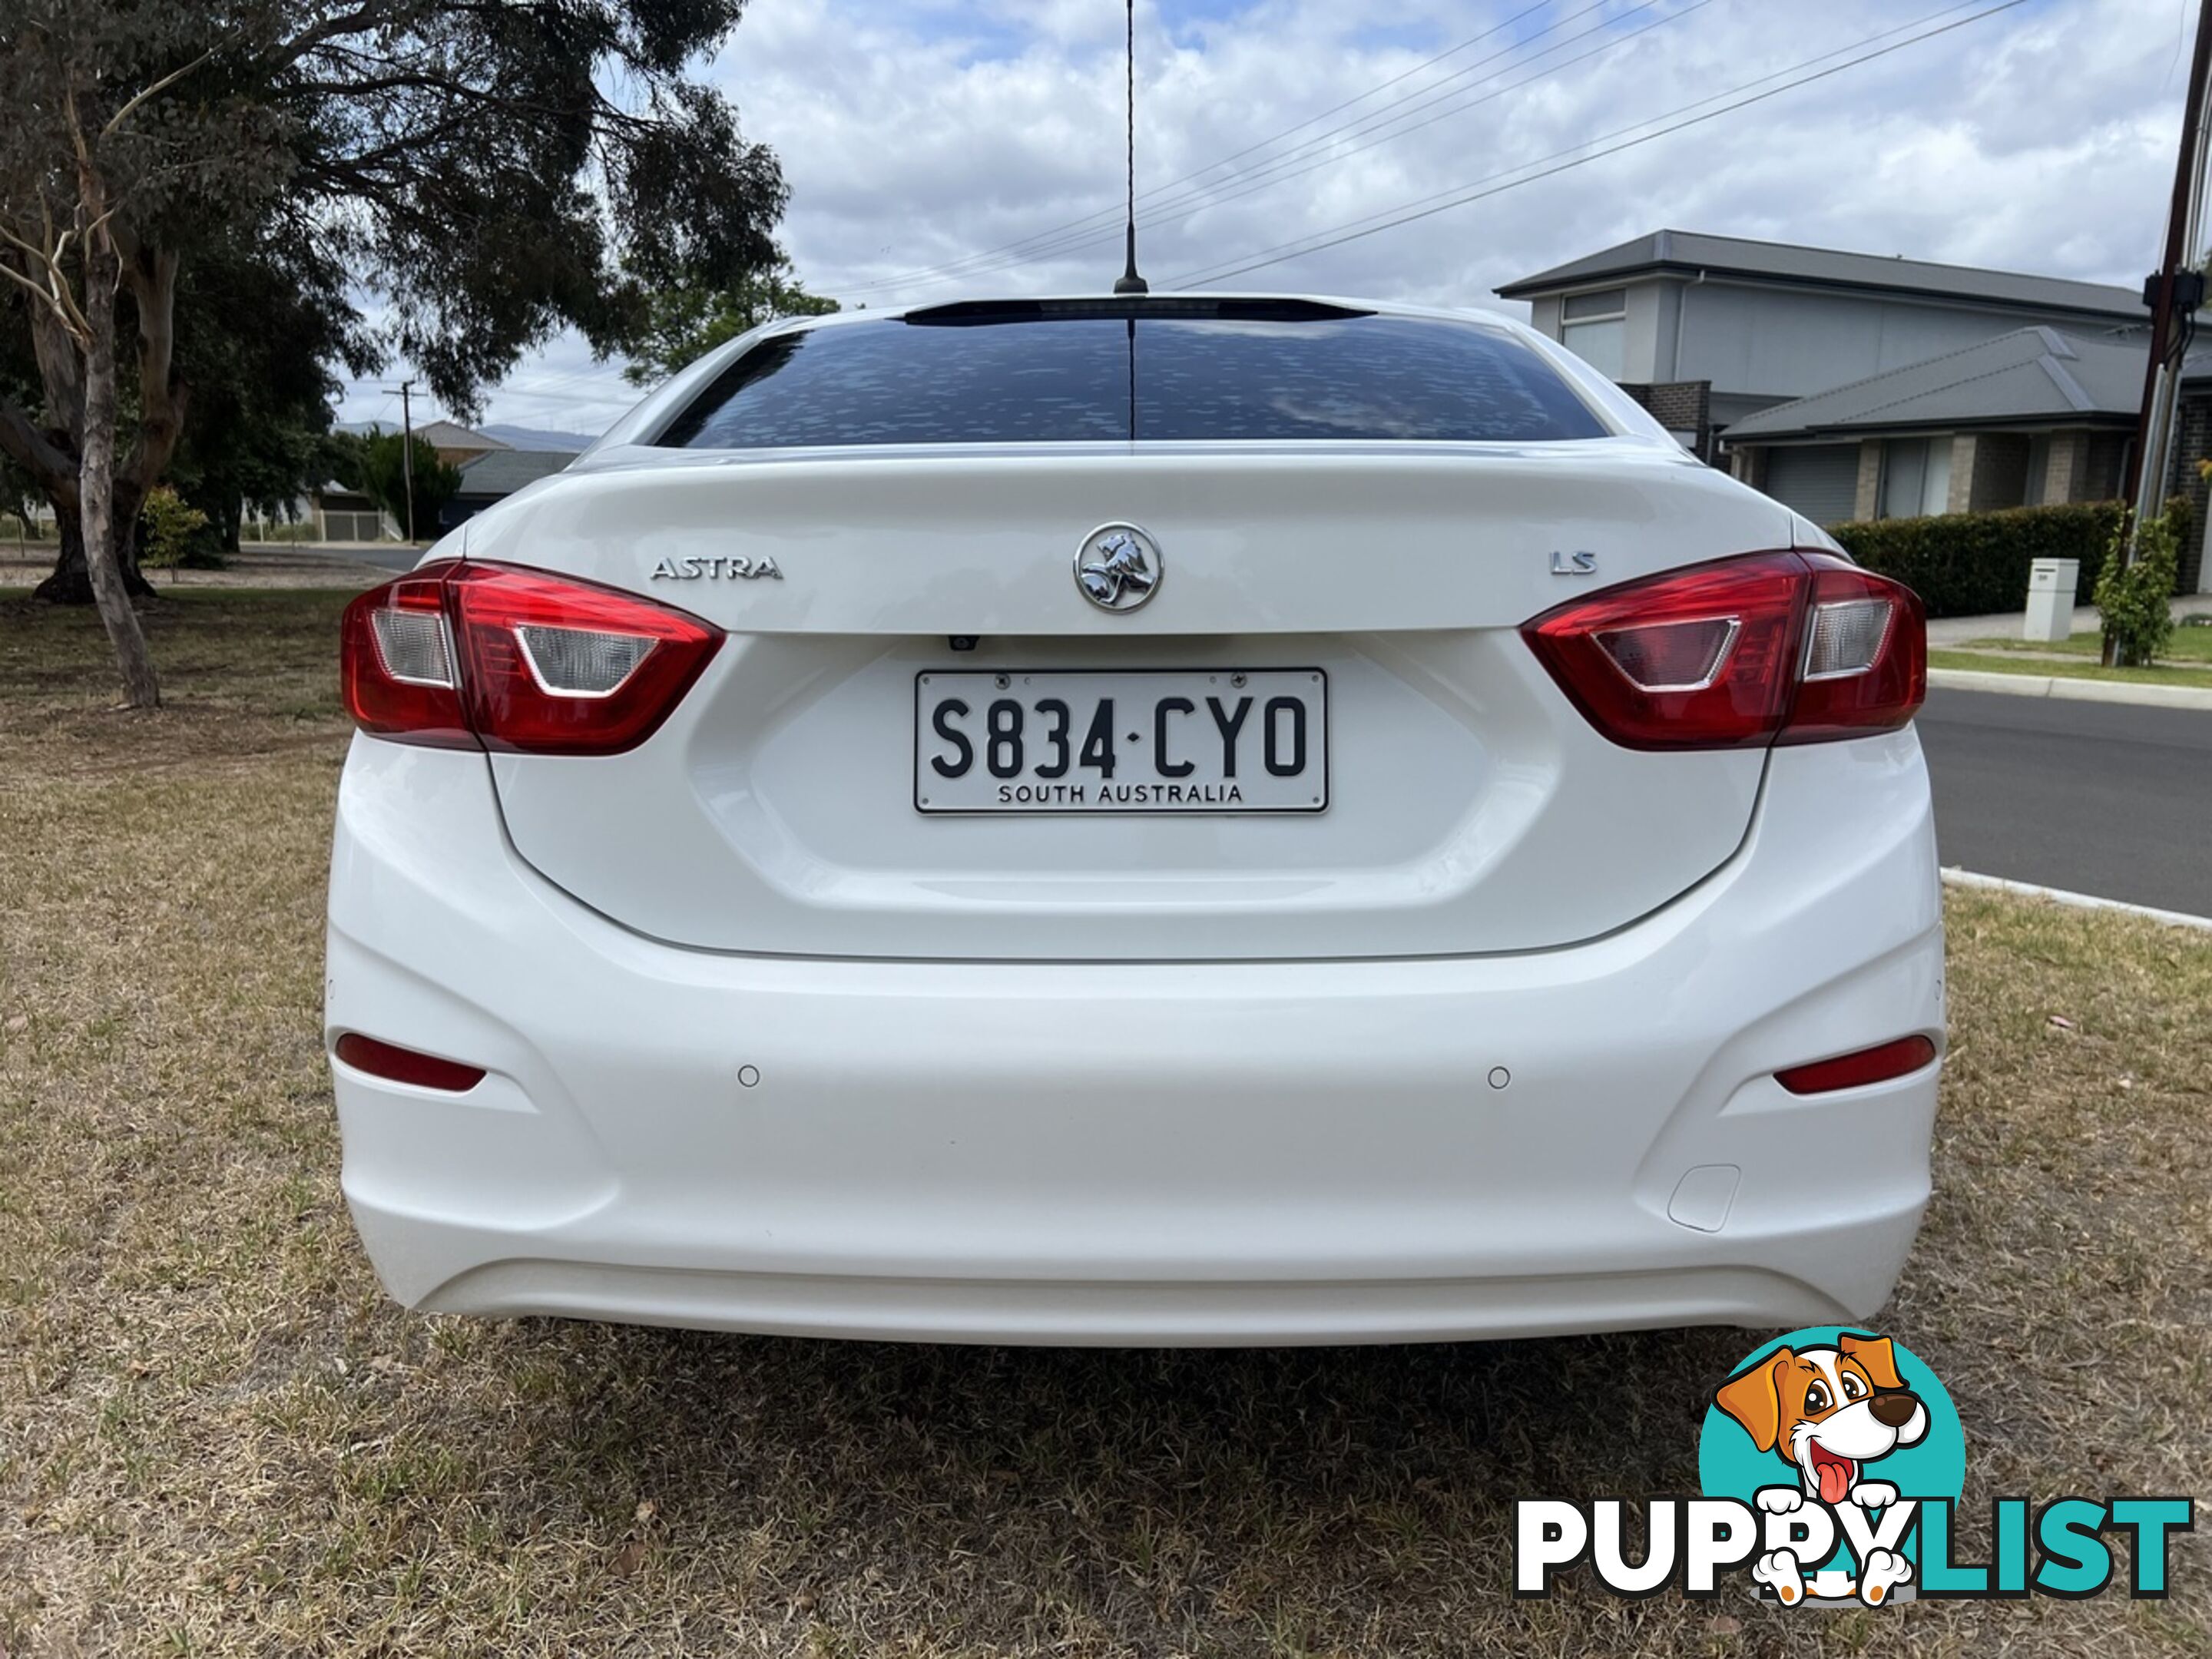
[657,309,1608,449]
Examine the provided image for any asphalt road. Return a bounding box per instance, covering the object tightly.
[326,544,422,573]
[1918,687,2212,918]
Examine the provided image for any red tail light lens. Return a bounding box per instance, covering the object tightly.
[339,562,722,755]
[1522,552,1925,750]
[334,1032,487,1092]
[1524,553,1806,750]
[1776,1035,1938,1095]
[445,565,724,755]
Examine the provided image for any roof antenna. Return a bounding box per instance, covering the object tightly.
[1113,0,1149,296]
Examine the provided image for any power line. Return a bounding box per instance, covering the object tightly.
[849,0,1681,296]
[1171,0,2025,289]
[1028,0,1719,286]
[838,0,1674,297]
[835,0,1568,295]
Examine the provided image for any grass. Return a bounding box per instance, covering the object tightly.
[2,590,2209,1656]
[1935,624,2212,687]
[1929,647,2212,689]
[1957,627,2212,665]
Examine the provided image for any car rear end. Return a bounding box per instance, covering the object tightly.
[325,298,1940,1345]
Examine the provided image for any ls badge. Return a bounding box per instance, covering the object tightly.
[1551,550,1599,575]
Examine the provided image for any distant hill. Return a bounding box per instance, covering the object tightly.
[482,423,601,452]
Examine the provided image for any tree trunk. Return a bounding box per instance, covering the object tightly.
[31,498,155,604]
[78,237,161,709]
[22,237,188,604]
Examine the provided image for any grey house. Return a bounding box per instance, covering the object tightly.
[1497,231,2212,592]
[1719,326,2143,525]
[1496,230,2143,455]
[439,449,581,531]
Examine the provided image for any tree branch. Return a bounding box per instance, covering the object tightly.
[0,226,92,345]
[0,254,65,318]
[0,399,81,502]
[102,48,217,140]
[268,0,431,74]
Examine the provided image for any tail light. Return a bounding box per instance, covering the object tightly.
[1522,551,1925,750]
[340,561,722,755]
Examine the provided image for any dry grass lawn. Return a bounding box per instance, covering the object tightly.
[1,588,2207,1657]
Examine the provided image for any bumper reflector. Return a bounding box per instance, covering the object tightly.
[334,1032,487,1093]
[1775,1035,1938,1095]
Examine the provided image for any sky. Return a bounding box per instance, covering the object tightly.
[334,0,2199,439]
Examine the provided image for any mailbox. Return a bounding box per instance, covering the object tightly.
[2024,558,2078,644]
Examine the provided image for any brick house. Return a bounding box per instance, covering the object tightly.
[1718,328,2136,518]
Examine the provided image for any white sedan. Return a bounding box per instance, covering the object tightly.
[326,295,1939,1345]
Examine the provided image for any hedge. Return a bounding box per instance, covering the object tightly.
[1826,500,2124,618]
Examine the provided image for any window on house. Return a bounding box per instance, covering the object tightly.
[1879,437,1954,519]
[1559,289,1628,381]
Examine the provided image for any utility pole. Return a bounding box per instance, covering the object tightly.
[382,379,418,544]
[2115,0,2212,658]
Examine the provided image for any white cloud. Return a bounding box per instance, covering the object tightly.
[338,0,2190,434]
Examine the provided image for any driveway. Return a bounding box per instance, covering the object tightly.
[1918,687,2212,917]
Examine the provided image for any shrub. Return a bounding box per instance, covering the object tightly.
[1828,501,2123,618]
[2094,503,2181,666]
[140,487,218,573]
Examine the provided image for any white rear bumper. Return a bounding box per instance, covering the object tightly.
[326,730,1943,1345]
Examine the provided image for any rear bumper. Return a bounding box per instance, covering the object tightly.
[326,729,1943,1345]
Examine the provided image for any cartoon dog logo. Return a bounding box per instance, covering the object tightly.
[1712,1332,1930,1606]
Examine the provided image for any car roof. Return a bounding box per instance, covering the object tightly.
[754,293,1538,339]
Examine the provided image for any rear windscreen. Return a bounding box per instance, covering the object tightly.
[656,310,1609,449]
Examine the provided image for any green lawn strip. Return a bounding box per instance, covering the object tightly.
[1929,647,2212,688]
[1954,627,2212,665]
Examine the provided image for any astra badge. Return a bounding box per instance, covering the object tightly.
[1075,524,1161,613]
[651,555,782,581]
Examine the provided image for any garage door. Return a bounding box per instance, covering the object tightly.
[1759,445,1861,527]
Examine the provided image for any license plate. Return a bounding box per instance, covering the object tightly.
[914,669,1328,813]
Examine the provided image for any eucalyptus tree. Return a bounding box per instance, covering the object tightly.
[0,0,786,704]
[621,258,839,386]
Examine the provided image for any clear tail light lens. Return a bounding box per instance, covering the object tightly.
[1522,551,1925,750]
[340,562,723,755]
